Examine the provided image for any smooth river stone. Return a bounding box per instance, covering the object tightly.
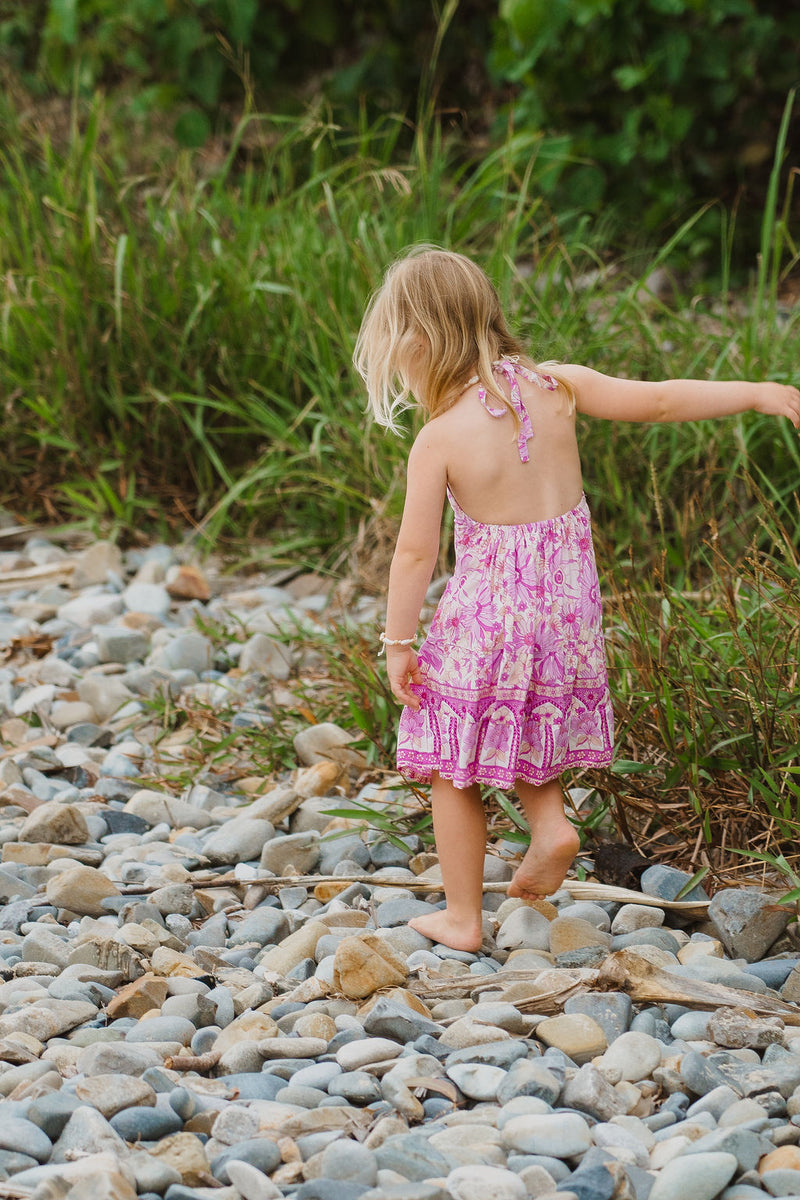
[75,1074,157,1118]
[534,1013,607,1065]
[125,1016,196,1045]
[548,916,612,956]
[445,1063,507,1102]
[446,1164,526,1200]
[336,1038,402,1072]
[0,1118,53,1163]
[501,1111,592,1158]
[647,1151,738,1200]
[110,1105,184,1141]
[596,1031,663,1082]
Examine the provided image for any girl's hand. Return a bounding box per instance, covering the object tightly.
[385,645,423,709]
[755,383,800,429]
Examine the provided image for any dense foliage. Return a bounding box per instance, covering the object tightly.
[494,0,800,249]
[2,1,798,245]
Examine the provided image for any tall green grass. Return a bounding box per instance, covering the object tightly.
[1,78,798,575]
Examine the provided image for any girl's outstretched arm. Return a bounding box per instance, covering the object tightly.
[384,429,447,708]
[561,365,800,429]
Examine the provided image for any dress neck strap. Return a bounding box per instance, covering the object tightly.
[470,359,557,464]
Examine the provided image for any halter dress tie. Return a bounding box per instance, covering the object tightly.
[470,358,558,463]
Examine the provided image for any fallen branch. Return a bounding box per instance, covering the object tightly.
[406,966,595,1009]
[113,871,711,916]
[0,561,75,591]
[594,948,800,1024]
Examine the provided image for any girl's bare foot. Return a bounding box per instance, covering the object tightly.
[507,824,580,901]
[409,909,483,952]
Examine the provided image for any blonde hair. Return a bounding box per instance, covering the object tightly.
[353,245,574,430]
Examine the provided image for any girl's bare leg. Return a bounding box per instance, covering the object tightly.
[508,777,580,900]
[409,772,486,952]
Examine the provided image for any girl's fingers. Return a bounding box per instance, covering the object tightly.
[389,673,421,708]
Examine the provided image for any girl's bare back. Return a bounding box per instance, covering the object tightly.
[429,372,583,525]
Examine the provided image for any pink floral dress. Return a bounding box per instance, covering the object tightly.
[396,359,614,790]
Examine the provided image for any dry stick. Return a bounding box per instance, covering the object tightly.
[165,1049,221,1073]
[406,950,800,1024]
[114,871,714,918]
[0,561,75,591]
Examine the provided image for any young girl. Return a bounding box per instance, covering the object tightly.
[354,245,800,953]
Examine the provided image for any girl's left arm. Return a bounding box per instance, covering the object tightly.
[384,429,447,708]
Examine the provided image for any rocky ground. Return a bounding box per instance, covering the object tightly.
[1,529,800,1200]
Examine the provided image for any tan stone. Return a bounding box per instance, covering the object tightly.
[258,920,328,977]
[67,1170,138,1200]
[535,1013,608,1064]
[117,922,162,955]
[495,897,558,924]
[294,760,345,799]
[409,851,440,874]
[149,1133,210,1186]
[781,965,800,1003]
[9,1069,62,1101]
[317,909,370,929]
[293,1013,337,1041]
[0,786,41,813]
[68,937,143,981]
[195,888,241,915]
[19,801,90,845]
[150,947,205,978]
[72,541,124,589]
[166,565,210,601]
[258,1036,328,1059]
[106,975,170,1020]
[3,843,54,865]
[50,700,97,729]
[358,988,434,1020]
[313,881,351,902]
[75,1074,157,1118]
[237,776,271,795]
[677,939,723,964]
[0,1000,98,1042]
[548,916,612,956]
[759,1145,800,1174]
[213,1011,278,1056]
[45,865,121,918]
[332,933,408,999]
[439,1018,512,1050]
[121,611,163,633]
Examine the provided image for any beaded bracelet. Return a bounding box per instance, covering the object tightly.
[378,632,416,655]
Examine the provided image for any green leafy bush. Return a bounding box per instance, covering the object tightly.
[0,0,493,144]
[492,0,800,251]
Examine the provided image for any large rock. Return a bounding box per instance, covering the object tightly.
[257,920,328,977]
[259,830,320,874]
[76,675,134,721]
[202,818,274,866]
[647,1151,738,1200]
[45,865,121,917]
[148,1133,210,1186]
[333,933,409,999]
[19,801,90,845]
[534,1013,608,1065]
[72,541,124,588]
[50,1107,130,1164]
[708,888,793,962]
[293,722,364,767]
